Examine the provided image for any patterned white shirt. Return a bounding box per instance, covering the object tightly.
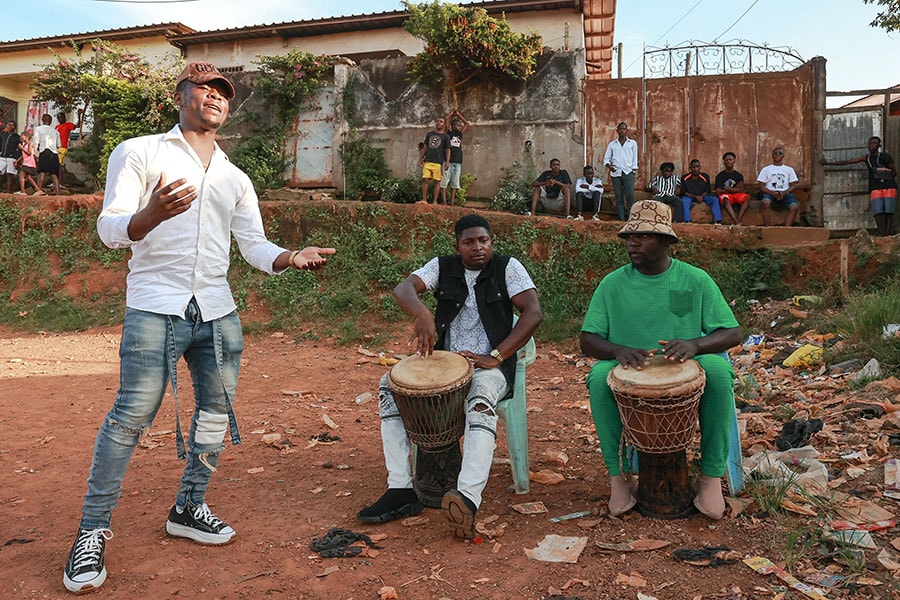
[413,256,536,355]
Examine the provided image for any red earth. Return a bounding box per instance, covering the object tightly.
[2,322,897,600]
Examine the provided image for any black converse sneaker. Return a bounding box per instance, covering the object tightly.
[165,502,235,545]
[63,527,113,593]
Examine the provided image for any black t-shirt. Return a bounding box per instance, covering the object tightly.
[423,131,449,164]
[714,169,744,192]
[681,172,712,196]
[447,131,463,164]
[867,152,898,191]
[536,169,572,199]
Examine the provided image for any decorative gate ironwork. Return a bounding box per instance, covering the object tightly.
[643,40,804,78]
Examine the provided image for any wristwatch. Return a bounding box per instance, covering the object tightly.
[490,349,503,362]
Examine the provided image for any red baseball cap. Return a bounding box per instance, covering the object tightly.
[175,62,235,99]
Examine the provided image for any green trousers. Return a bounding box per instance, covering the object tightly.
[586,354,735,478]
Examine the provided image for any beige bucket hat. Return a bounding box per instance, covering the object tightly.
[617,200,679,242]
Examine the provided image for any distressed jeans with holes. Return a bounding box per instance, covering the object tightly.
[79,300,243,530]
[378,367,508,508]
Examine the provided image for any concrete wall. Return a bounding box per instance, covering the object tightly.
[584,58,826,224]
[335,50,585,198]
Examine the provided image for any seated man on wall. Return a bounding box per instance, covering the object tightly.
[574,165,604,221]
[579,200,741,520]
[529,158,572,218]
[714,152,751,226]
[757,147,800,226]
[644,161,682,222]
[681,159,723,224]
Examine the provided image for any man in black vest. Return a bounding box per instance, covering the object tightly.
[358,214,543,538]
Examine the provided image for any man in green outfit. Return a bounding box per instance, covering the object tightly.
[580,200,741,519]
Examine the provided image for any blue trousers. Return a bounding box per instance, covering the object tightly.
[682,194,723,223]
[79,300,243,529]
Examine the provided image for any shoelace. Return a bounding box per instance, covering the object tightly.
[192,503,223,528]
[71,529,113,570]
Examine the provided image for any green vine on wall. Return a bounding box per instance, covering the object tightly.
[253,49,334,128]
[232,49,334,193]
[32,40,181,186]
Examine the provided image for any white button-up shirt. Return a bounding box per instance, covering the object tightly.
[98,125,286,321]
[603,137,639,177]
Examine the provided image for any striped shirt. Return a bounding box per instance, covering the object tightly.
[650,174,680,197]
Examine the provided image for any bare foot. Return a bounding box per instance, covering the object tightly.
[694,474,725,519]
[609,475,638,516]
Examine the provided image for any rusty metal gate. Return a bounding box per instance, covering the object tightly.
[285,86,334,188]
[820,108,882,232]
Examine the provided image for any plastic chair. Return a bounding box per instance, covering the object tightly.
[626,352,745,496]
[496,332,537,494]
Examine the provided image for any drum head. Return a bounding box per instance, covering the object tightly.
[388,350,472,391]
[610,356,701,389]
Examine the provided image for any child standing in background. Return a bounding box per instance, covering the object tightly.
[16,131,42,195]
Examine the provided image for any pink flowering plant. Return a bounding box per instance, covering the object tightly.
[253,49,334,127]
[32,40,181,185]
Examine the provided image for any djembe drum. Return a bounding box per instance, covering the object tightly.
[608,356,706,518]
[388,350,474,508]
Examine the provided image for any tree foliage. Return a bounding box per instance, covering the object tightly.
[31,40,181,185]
[253,49,334,128]
[863,0,900,32]
[402,0,543,106]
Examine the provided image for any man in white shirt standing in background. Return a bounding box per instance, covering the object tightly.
[603,122,639,221]
[63,62,336,594]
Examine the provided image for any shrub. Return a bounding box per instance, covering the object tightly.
[491,162,534,214]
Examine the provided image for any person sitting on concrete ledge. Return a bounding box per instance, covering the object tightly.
[529,158,572,218]
[757,147,800,227]
[714,152,751,226]
[574,165,604,221]
[645,161,682,222]
[681,159,722,224]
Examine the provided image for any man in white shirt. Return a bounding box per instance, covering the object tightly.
[603,122,639,221]
[34,114,61,195]
[757,146,800,226]
[63,63,336,595]
[574,165,604,220]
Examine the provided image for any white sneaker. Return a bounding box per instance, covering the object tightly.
[592,213,601,221]
[524,211,532,216]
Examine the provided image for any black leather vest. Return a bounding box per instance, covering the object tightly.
[434,254,517,392]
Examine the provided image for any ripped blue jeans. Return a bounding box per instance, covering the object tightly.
[80,300,242,530]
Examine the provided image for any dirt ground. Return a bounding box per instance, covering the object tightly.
[0,323,897,600]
